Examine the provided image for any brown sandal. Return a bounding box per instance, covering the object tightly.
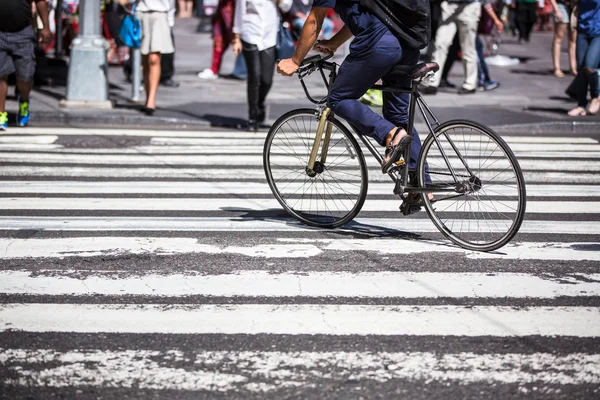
[382,128,411,173]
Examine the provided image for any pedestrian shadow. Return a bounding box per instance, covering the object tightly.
[509,69,554,76]
[524,106,571,115]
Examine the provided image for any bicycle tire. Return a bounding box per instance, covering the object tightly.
[417,119,527,251]
[263,108,368,228]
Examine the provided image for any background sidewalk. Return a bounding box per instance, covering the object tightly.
[4,18,600,134]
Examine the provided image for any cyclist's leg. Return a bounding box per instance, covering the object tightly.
[381,47,432,185]
[327,33,403,146]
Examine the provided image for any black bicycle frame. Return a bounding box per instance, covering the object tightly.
[298,59,473,195]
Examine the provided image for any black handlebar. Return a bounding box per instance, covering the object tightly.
[300,53,334,67]
[296,53,337,105]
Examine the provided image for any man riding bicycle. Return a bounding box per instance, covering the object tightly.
[276,0,430,174]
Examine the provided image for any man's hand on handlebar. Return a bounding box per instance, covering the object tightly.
[277,58,300,77]
[313,40,336,56]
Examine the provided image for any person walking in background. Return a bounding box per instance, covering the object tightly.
[550,0,578,76]
[198,0,247,80]
[177,0,194,17]
[425,0,483,95]
[477,1,504,90]
[516,0,538,42]
[0,0,51,130]
[568,0,600,116]
[291,0,334,39]
[233,0,292,131]
[137,0,175,115]
[161,2,180,87]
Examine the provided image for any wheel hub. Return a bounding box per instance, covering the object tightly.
[306,161,325,177]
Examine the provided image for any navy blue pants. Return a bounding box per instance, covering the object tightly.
[328,32,426,172]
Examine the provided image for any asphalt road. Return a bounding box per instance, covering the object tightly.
[0,126,599,399]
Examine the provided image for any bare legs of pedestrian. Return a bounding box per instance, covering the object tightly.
[553,23,577,77]
[0,76,7,112]
[0,75,31,111]
[142,52,161,114]
[177,0,194,18]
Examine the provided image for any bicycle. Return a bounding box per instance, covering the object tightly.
[263,54,526,251]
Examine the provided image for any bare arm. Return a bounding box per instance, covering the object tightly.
[291,7,329,66]
[34,0,51,43]
[484,3,504,32]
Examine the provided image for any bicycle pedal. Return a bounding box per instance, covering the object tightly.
[400,201,422,216]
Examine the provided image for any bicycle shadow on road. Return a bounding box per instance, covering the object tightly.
[226,207,459,246]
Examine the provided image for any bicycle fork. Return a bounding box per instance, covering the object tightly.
[306,107,333,177]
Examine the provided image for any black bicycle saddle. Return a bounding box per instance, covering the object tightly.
[390,62,440,80]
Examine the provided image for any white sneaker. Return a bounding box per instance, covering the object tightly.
[197,68,218,80]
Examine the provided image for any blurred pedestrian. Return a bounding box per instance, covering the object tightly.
[233,0,292,131]
[516,0,538,42]
[160,3,180,87]
[177,0,194,17]
[198,0,247,80]
[550,0,578,76]
[425,0,484,95]
[537,0,554,30]
[137,0,175,115]
[568,0,600,116]
[1,0,51,130]
[478,1,504,90]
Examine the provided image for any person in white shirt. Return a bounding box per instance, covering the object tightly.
[232,0,292,131]
[136,0,175,115]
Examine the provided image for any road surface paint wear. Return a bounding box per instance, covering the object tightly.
[10,127,600,143]
[1,348,599,392]
[4,181,600,197]
[0,217,598,234]
[1,304,599,336]
[0,198,595,213]
[0,237,598,260]
[2,145,600,157]
[1,270,599,298]
[1,167,597,184]
[1,152,599,171]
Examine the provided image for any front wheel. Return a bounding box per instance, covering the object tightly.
[263,109,368,228]
[417,120,527,251]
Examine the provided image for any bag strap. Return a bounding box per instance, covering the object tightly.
[128,0,140,15]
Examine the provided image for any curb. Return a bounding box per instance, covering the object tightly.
[490,121,600,136]
[29,111,212,128]
[25,111,600,135]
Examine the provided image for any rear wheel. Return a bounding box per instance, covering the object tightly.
[263,109,368,228]
[417,120,527,251]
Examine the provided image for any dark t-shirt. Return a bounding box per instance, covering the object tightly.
[0,0,33,32]
[312,0,389,55]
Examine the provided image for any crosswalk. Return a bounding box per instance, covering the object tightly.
[0,127,599,398]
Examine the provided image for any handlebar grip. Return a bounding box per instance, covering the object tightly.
[300,53,334,66]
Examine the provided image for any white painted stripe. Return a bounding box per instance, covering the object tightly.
[0,197,593,213]
[0,166,598,184]
[1,152,600,171]
[0,237,598,261]
[0,144,63,150]
[5,144,600,155]
[1,181,599,197]
[2,349,598,391]
[0,135,58,144]
[1,304,598,336]
[151,136,600,145]
[0,216,597,234]
[15,127,600,143]
[2,270,599,297]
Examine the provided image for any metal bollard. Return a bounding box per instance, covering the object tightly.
[132,48,141,101]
